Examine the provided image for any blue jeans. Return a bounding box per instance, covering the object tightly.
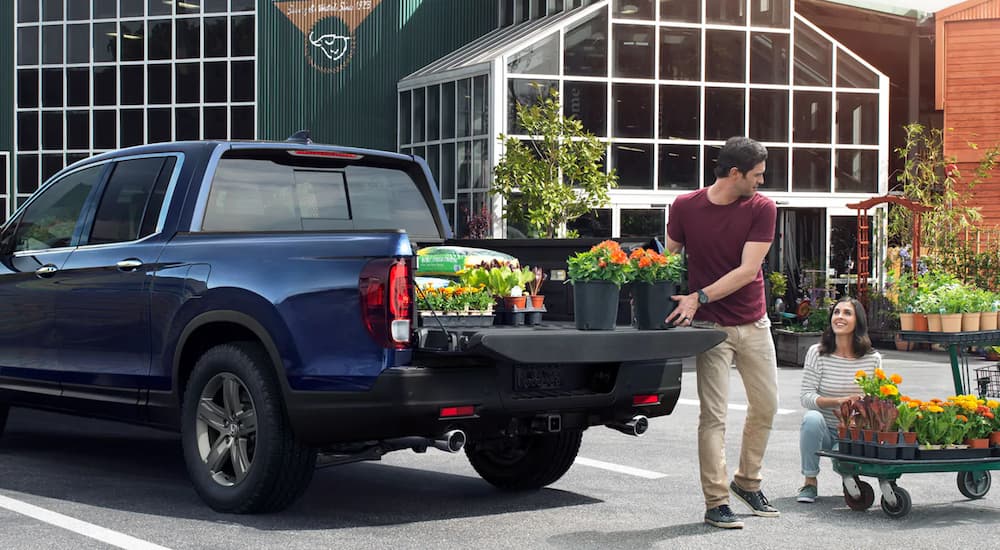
[800,410,835,477]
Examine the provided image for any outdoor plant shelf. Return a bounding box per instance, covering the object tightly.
[773,329,821,367]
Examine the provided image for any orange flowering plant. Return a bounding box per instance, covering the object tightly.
[628,248,685,284]
[855,368,902,404]
[567,240,633,286]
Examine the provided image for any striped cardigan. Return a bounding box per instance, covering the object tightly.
[799,343,882,431]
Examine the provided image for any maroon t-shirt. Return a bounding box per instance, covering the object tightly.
[667,188,776,326]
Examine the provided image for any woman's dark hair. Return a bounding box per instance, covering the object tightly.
[818,297,872,357]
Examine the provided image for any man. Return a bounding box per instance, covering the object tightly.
[664,136,779,530]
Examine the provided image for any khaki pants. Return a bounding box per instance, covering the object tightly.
[694,317,778,509]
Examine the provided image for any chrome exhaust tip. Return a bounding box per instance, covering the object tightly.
[432,429,466,453]
[605,415,649,437]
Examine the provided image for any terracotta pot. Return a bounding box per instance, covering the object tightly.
[926,313,942,332]
[899,313,915,331]
[529,295,544,308]
[962,312,981,332]
[940,313,963,333]
[901,431,918,445]
[862,429,877,443]
[966,438,989,449]
[849,427,861,441]
[837,425,848,439]
[913,313,929,332]
[504,296,527,310]
[894,334,914,351]
[878,431,900,445]
[982,311,999,331]
[989,431,1000,446]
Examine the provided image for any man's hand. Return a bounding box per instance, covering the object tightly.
[665,292,700,326]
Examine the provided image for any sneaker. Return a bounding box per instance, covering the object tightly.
[796,484,818,503]
[730,481,780,517]
[704,505,744,529]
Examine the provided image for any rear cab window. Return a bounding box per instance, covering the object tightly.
[201,148,444,241]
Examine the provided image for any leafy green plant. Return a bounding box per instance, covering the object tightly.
[492,86,617,238]
[767,271,788,297]
[566,240,633,287]
[461,266,535,298]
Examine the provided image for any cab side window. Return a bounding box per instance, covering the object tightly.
[8,165,104,253]
[89,156,176,245]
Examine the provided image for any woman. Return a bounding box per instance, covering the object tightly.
[796,297,880,503]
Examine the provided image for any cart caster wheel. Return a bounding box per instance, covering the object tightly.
[957,471,991,499]
[880,485,911,519]
[844,478,875,511]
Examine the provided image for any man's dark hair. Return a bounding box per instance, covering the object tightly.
[713,136,768,179]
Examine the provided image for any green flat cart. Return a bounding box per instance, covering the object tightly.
[816,329,1000,519]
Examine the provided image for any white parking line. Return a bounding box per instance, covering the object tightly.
[574,457,668,479]
[0,494,171,550]
[676,398,797,415]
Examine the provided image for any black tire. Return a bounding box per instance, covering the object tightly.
[466,430,582,490]
[843,478,875,511]
[880,484,912,519]
[181,342,316,513]
[958,471,991,499]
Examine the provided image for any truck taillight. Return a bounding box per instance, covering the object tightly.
[359,258,412,349]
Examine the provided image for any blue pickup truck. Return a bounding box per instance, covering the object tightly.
[0,139,723,513]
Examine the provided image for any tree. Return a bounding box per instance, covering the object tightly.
[492,87,617,238]
[888,123,1000,270]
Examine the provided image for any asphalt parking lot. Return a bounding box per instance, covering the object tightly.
[2,346,1000,549]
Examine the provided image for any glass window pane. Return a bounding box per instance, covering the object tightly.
[659,0,700,23]
[148,0,171,16]
[205,17,228,57]
[613,84,653,138]
[749,89,788,142]
[17,154,39,195]
[704,88,745,140]
[413,88,426,143]
[95,0,116,18]
[659,28,700,81]
[427,86,440,141]
[706,0,745,25]
[67,24,90,64]
[18,0,39,23]
[176,63,200,104]
[90,156,167,244]
[837,48,878,88]
[177,0,200,14]
[231,61,254,102]
[18,27,39,65]
[621,208,665,241]
[43,0,63,21]
[658,144,699,189]
[835,150,877,193]
[42,24,64,65]
[204,107,228,139]
[204,61,227,103]
[751,0,789,28]
[148,64,172,104]
[148,108,172,143]
[474,75,488,136]
[17,69,39,108]
[231,106,255,139]
[18,112,39,151]
[94,67,116,106]
[67,111,90,150]
[120,21,144,61]
[94,22,117,63]
[658,85,699,139]
[42,155,64,183]
[441,142,455,199]
[565,11,608,77]
[148,19,172,60]
[613,143,653,189]
[760,146,787,191]
[42,112,62,150]
[614,24,654,78]
[508,33,559,74]
[614,0,654,19]
[567,209,612,238]
[206,0,229,12]
[94,110,117,150]
[175,107,200,140]
[68,3,89,19]
[232,16,254,56]
[750,32,788,85]
[837,93,878,145]
[507,79,557,134]
[232,0,255,10]
[14,164,104,252]
[703,143,721,183]
[427,144,440,184]
[706,30,745,83]
[442,82,455,139]
[399,90,411,145]
[457,142,471,190]
[458,79,473,137]
[121,109,144,147]
[177,18,201,59]
[121,0,144,18]
[794,20,832,86]
[793,91,831,143]
[565,81,607,137]
[473,140,487,188]
[792,148,831,191]
[42,68,64,107]
[121,65,144,105]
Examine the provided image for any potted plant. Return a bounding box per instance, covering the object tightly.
[526,266,547,308]
[767,271,788,319]
[566,240,633,330]
[628,247,685,330]
[895,398,920,458]
[415,283,496,328]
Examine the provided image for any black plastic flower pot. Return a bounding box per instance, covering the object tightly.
[632,281,679,330]
[572,280,620,330]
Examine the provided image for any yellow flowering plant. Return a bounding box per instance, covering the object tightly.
[913,402,950,446]
[417,284,495,313]
[894,396,920,432]
[855,368,902,404]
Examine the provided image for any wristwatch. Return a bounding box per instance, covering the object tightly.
[697,289,710,304]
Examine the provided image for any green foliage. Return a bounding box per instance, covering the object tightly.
[492,86,617,238]
[767,271,788,297]
[460,266,534,298]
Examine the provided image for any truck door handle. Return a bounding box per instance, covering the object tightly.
[35,264,58,278]
[117,259,143,271]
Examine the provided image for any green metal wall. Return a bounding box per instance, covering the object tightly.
[259,0,497,151]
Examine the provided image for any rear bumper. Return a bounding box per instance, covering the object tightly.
[285,359,683,446]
